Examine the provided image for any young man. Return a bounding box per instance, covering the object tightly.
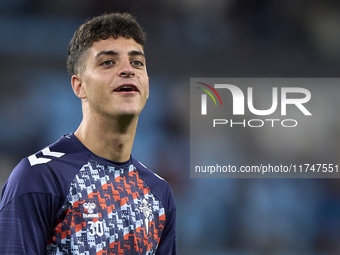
[0,13,177,255]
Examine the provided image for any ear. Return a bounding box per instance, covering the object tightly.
[71,75,87,99]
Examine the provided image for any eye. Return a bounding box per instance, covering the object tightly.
[131,60,144,67]
[101,60,114,66]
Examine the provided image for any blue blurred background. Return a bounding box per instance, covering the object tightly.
[1,1,340,254]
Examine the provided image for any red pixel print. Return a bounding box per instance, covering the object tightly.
[46,160,166,255]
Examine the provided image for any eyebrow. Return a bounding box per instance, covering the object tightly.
[95,50,146,59]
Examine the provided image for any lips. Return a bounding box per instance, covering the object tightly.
[114,84,139,92]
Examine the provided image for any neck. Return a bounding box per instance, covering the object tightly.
[74,114,138,162]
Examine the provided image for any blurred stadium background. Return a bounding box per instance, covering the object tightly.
[1,0,340,254]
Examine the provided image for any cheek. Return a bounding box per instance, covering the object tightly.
[86,76,107,96]
[138,76,149,94]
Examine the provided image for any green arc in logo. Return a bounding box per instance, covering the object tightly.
[196,87,217,106]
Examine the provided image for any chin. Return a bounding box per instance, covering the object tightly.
[113,109,142,118]
[113,104,145,117]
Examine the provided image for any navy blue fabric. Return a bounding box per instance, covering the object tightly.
[0,134,177,254]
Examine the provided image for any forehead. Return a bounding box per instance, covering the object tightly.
[88,37,144,58]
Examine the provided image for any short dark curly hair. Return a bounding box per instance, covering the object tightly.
[67,12,147,75]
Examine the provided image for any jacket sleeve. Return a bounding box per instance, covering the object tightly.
[0,192,61,255]
[155,180,177,255]
[0,157,63,255]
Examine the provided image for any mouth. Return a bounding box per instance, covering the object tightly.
[114,84,139,92]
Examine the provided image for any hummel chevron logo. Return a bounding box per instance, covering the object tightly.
[28,147,65,166]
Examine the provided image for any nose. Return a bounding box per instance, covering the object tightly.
[118,60,134,78]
